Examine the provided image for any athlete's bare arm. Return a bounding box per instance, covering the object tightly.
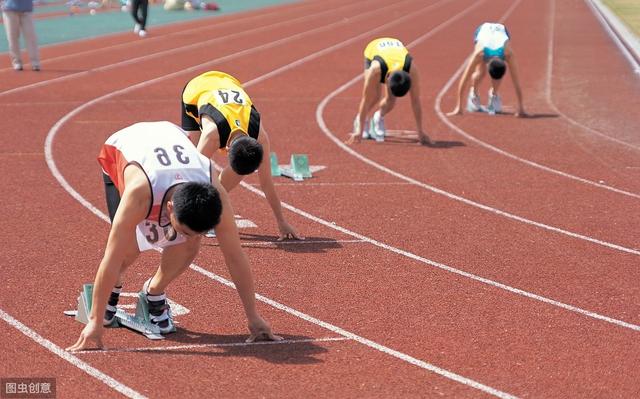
[255,126,302,240]
[196,115,222,158]
[408,66,430,145]
[447,50,483,116]
[210,175,282,342]
[67,166,150,352]
[504,47,526,117]
[346,62,382,144]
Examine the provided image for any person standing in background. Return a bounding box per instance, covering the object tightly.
[2,0,41,71]
[131,0,149,37]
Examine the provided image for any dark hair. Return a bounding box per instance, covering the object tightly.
[388,71,411,97]
[487,58,507,80]
[172,182,222,232]
[228,135,263,175]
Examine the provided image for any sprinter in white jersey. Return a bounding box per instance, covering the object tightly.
[447,22,527,117]
[67,121,281,352]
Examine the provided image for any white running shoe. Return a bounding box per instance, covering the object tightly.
[487,92,502,115]
[141,279,174,334]
[371,111,385,142]
[133,23,141,34]
[354,117,372,139]
[138,29,147,38]
[466,90,482,112]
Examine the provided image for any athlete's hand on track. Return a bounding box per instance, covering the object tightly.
[246,316,283,343]
[344,132,361,145]
[66,321,104,352]
[278,221,304,241]
[418,131,431,146]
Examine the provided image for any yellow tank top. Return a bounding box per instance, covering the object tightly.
[364,38,410,82]
[182,71,260,148]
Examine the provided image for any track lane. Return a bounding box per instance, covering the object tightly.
[2,1,636,398]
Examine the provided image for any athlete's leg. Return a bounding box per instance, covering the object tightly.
[489,77,503,96]
[102,171,140,275]
[470,62,485,96]
[146,237,202,295]
[101,172,139,316]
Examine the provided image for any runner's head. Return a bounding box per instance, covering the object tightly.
[487,58,507,80]
[228,134,264,175]
[171,182,222,233]
[388,71,411,97]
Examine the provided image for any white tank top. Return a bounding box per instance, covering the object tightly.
[103,121,212,250]
[475,23,509,59]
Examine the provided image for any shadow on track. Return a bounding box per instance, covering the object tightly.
[203,233,350,253]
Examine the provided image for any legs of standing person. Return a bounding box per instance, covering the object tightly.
[138,0,148,31]
[20,12,40,70]
[2,11,23,70]
[131,0,148,35]
[131,0,142,31]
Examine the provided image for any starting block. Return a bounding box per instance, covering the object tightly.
[68,283,169,340]
[278,154,312,181]
[270,152,281,177]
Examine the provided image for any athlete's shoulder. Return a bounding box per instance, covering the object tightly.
[122,163,149,193]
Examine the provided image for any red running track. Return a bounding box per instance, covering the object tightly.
[1,0,639,397]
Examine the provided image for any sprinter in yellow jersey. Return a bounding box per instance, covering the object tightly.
[346,38,430,145]
[182,71,302,241]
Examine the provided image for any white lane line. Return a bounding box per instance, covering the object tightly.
[546,0,640,151]
[0,308,146,399]
[252,182,415,186]
[77,337,351,354]
[0,0,376,97]
[317,1,640,256]
[433,2,640,198]
[44,2,521,397]
[210,239,367,247]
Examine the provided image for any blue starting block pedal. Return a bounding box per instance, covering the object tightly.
[270,152,281,177]
[66,283,166,340]
[280,154,312,181]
